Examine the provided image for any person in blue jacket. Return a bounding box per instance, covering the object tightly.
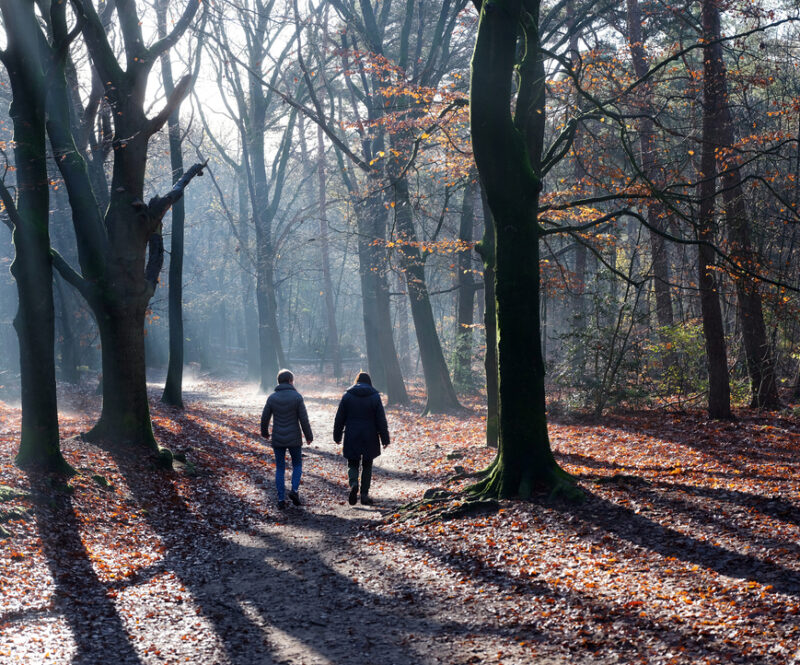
[261,369,313,508]
[333,371,390,506]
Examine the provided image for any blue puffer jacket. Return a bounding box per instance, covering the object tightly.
[333,383,390,460]
[261,383,313,447]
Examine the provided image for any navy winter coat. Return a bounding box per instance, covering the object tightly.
[261,383,313,447]
[333,383,390,460]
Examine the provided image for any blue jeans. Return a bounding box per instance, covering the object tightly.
[273,446,302,501]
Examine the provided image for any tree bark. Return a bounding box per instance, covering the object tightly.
[317,125,343,378]
[453,176,478,394]
[477,187,498,448]
[54,275,80,385]
[249,109,281,390]
[351,183,409,404]
[469,0,572,496]
[390,173,462,414]
[698,0,732,419]
[567,6,589,388]
[42,0,203,450]
[701,0,780,409]
[237,172,260,381]
[159,1,187,409]
[0,0,68,472]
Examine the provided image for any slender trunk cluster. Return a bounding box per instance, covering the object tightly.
[626,0,674,329]
[700,0,779,413]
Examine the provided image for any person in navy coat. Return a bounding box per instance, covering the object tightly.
[333,372,390,505]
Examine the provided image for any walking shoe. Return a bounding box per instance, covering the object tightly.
[277,500,287,509]
[348,485,358,505]
[360,495,374,506]
[288,490,301,506]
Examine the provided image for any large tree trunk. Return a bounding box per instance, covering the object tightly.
[42,0,202,452]
[248,120,291,390]
[353,188,409,404]
[698,0,732,419]
[54,275,81,385]
[159,4,186,408]
[453,177,478,394]
[5,143,60,464]
[469,0,572,497]
[89,298,156,447]
[391,174,461,414]
[626,0,674,328]
[0,0,68,473]
[250,129,281,390]
[254,245,281,391]
[724,184,781,408]
[701,0,780,409]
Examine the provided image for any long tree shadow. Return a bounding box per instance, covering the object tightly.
[557,440,800,484]
[105,423,496,664]
[602,478,800,559]
[589,411,800,472]
[23,471,145,665]
[373,515,778,664]
[561,487,800,595]
[649,479,800,529]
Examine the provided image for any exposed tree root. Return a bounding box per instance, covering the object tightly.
[391,487,500,524]
[466,462,583,504]
[84,419,158,451]
[445,468,488,484]
[389,457,582,526]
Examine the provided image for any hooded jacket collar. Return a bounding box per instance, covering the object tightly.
[347,382,377,397]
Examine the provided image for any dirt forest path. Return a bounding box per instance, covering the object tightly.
[170,377,554,665]
[3,372,568,665]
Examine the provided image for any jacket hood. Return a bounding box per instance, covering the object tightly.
[274,383,297,392]
[347,383,378,397]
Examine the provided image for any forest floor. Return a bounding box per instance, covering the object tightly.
[1,373,799,665]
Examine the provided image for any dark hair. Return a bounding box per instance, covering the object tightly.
[355,371,372,386]
[277,369,294,384]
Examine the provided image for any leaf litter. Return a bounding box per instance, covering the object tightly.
[0,377,798,664]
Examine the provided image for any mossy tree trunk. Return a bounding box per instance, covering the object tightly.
[476,188,498,448]
[469,0,573,497]
[0,0,70,473]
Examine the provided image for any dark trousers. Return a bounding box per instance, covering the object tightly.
[347,456,373,496]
